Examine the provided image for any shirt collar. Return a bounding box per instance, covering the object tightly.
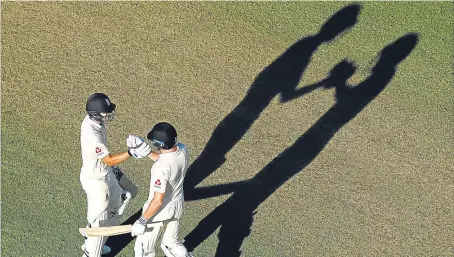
[85,115,103,129]
[158,145,180,158]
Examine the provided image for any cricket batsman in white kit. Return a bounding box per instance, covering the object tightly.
[80,93,151,257]
[128,122,193,257]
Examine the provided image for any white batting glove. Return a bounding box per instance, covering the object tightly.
[127,135,145,148]
[129,143,151,159]
[131,216,148,237]
[127,135,151,158]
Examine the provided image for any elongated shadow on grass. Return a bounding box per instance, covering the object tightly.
[181,3,363,255]
[184,3,362,198]
[183,34,419,256]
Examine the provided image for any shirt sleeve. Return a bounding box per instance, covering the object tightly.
[94,138,110,159]
[149,162,170,194]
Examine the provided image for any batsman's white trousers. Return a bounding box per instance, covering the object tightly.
[134,197,189,257]
[80,172,122,257]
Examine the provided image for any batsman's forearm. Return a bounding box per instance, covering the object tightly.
[143,200,163,220]
[103,151,131,166]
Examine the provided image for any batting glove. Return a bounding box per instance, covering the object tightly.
[128,143,151,158]
[131,216,148,237]
[127,135,145,148]
[127,135,151,158]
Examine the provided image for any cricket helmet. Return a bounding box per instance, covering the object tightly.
[86,93,116,122]
[147,122,177,150]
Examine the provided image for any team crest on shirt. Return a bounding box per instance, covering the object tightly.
[95,147,102,154]
[154,179,161,188]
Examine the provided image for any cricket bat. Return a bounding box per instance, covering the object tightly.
[79,225,132,237]
[119,173,138,198]
[79,221,168,237]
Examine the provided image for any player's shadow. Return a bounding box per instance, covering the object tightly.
[183,34,419,257]
[183,3,362,197]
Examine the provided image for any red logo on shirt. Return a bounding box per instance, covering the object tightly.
[155,179,161,186]
[95,147,102,154]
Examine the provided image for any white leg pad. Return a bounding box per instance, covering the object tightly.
[134,225,161,257]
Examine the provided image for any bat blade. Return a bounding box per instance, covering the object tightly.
[119,173,138,197]
[79,225,132,237]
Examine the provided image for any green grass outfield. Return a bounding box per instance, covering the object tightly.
[2,2,453,257]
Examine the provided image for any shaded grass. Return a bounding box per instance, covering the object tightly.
[1,2,453,257]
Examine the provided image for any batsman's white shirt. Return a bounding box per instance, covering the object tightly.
[143,143,189,222]
[80,115,111,180]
